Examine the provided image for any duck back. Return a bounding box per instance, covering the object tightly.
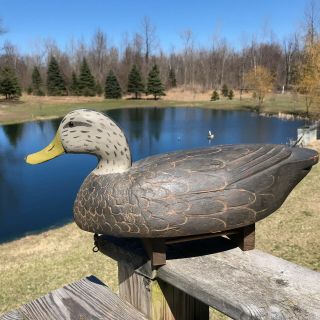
[74,144,318,238]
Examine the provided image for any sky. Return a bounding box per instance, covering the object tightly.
[0,0,316,54]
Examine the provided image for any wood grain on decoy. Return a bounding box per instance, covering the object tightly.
[26,109,319,239]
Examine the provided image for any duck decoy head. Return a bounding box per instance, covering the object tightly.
[26,109,132,174]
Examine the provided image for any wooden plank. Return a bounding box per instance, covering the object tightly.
[1,276,147,320]
[118,262,209,320]
[158,242,320,320]
[118,262,151,317]
[0,311,23,320]
[95,235,320,320]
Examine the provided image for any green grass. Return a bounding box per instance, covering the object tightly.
[0,143,319,318]
[0,92,319,125]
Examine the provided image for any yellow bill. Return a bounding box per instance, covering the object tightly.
[26,132,65,164]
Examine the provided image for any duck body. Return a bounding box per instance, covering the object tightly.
[74,144,318,238]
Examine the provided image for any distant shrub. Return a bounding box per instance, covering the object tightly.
[221,84,229,97]
[228,89,234,100]
[211,90,220,101]
[96,82,103,97]
[27,86,33,95]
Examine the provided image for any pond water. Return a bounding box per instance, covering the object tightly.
[0,107,306,243]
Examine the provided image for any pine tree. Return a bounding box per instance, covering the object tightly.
[210,90,220,101]
[221,84,229,97]
[70,71,80,96]
[228,89,234,100]
[78,58,96,96]
[0,67,21,99]
[147,64,165,100]
[32,66,44,96]
[47,56,67,96]
[105,70,122,99]
[127,65,144,99]
[167,67,177,88]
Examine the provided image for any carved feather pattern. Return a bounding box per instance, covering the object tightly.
[73,144,318,238]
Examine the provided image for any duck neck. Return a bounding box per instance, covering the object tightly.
[88,117,132,175]
[94,154,131,174]
[91,135,132,174]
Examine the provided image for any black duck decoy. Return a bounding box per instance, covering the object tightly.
[26,109,319,264]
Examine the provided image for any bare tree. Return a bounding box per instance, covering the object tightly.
[0,15,314,97]
[89,30,108,85]
[283,34,299,91]
[180,29,195,88]
[304,0,319,45]
[141,16,157,69]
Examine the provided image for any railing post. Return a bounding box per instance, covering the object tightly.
[118,261,209,320]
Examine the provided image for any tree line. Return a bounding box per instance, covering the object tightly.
[0,3,320,108]
[3,54,166,100]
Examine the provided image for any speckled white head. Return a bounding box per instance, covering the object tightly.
[59,109,131,174]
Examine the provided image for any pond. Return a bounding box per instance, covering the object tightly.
[0,107,306,243]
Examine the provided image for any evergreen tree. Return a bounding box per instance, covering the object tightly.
[167,67,177,88]
[47,56,67,96]
[221,84,229,97]
[78,58,96,96]
[32,66,44,96]
[147,64,165,100]
[70,71,80,96]
[0,67,21,99]
[228,89,234,100]
[210,90,220,101]
[127,65,144,99]
[105,70,122,99]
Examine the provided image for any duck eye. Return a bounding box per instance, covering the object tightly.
[69,121,74,128]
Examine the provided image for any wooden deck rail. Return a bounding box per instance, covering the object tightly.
[0,276,147,320]
[95,235,320,320]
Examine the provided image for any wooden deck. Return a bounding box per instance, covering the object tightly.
[0,276,147,320]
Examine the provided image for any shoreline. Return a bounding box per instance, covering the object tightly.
[0,91,320,125]
[0,102,318,126]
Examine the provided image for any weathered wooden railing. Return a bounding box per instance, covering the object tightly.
[1,235,320,320]
[94,235,320,320]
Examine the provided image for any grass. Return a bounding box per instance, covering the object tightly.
[0,224,118,314]
[256,145,320,270]
[0,142,319,318]
[0,91,319,125]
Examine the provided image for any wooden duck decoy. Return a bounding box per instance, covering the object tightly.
[26,109,319,266]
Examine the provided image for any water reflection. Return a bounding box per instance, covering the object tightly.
[2,123,25,147]
[0,107,306,243]
[50,118,61,132]
[148,108,165,140]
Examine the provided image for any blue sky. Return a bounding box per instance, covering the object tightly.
[1,0,315,54]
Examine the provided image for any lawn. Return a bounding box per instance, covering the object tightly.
[0,91,319,125]
[0,142,319,318]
